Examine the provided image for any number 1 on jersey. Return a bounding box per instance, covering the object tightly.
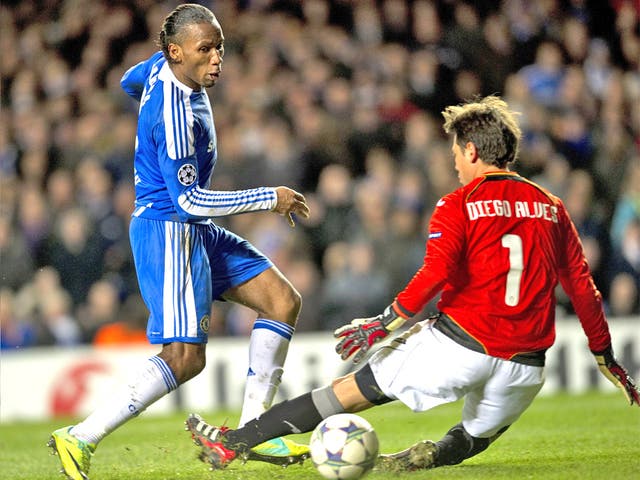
[501,234,523,306]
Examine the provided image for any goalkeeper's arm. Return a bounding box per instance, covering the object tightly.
[334,302,410,364]
[592,345,640,406]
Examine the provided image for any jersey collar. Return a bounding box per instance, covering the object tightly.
[159,61,195,95]
[482,170,518,178]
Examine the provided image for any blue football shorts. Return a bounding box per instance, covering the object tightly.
[130,217,273,344]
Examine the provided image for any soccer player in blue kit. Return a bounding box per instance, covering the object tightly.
[48,4,310,479]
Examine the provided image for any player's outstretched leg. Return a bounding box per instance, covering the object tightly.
[48,426,96,480]
[185,413,310,469]
[185,414,241,470]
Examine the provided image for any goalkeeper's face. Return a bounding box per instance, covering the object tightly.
[169,21,225,90]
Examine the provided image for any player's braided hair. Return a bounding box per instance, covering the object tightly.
[442,96,522,168]
[158,3,216,64]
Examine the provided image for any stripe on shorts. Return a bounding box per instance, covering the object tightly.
[163,222,198,340]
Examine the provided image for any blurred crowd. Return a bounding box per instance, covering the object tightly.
[1,0,639,349]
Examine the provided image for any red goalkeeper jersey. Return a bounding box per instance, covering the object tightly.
[395,172,611,361]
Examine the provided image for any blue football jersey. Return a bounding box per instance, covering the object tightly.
[121,52,276,223]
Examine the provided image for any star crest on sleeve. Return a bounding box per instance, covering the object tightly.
[177,164,197,186]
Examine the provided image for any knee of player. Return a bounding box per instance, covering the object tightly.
[166,347,206,383]
[192,354,207,375]
[284,285,302,316]
[331,367,391,412]
[270,285,302,324]
[179,357,206,383]
[193,347,207,370]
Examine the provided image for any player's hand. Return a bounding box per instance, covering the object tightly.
[593,346,640,406]
[334,303,407,364]
[272,186,310,227]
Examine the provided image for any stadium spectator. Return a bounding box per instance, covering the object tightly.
[317,240,351,329]
[383,167,431,296]
[607,272,639,316]
[303,163,355,265]
[0,213,34,291]
[518,41,566,106]
[15,186,51,266]
[531,153,572,200]
[92,293,148,346]
[419,141,460,206]
[479,12,516,95]
[319,238,390,332]
[38,288,82,346]
[548,106,595,171]
[610,158,640,250]
[591,89,636,206]
[42,207,105,306]
[0,288,38,350]
[100,180,138,295]
[561,16,591,64]
[45,168,76,213]
[398,110,439,168]
[609,218,640,302]
[558,169,612,307]
[75,279,121,342]
[443,2,485,80]
[13,266,76,346]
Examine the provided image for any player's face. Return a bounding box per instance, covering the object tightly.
[451,137,474,185]
[170,21,224,90]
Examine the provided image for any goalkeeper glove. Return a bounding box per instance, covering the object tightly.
[334,303,408,364]
[593,346,640,406]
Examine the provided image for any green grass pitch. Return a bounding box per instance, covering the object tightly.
[1,391,638,480]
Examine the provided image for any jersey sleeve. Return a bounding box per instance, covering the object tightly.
[556,201,611,352]
[121,51,164,101]
[395,194,465,315]
[151,119,277,222]
[177,187,277,218]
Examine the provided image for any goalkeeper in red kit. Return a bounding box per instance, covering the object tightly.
[184,96,639,472]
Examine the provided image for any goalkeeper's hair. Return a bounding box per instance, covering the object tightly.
[158,3,217,64]
[442,96,522,169]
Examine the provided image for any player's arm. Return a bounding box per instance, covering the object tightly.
[334,301,412,363]
[556,203,639,406]
[592,345,640,406]
[335,196,461,363]
[177,184,279,218]
[179,184,308,225]
[154,126,308,223]
[121,52,164,101]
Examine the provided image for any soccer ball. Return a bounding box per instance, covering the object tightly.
[310,413,379,480]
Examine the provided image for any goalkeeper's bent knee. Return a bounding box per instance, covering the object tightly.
[354,363,394,405]
[434,423,509,466]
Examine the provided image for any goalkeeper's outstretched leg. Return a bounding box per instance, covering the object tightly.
[378,422,509,471]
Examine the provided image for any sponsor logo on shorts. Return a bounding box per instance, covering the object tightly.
[178,164,197,186]
[200,315,210,334]
[429,231,442,239]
